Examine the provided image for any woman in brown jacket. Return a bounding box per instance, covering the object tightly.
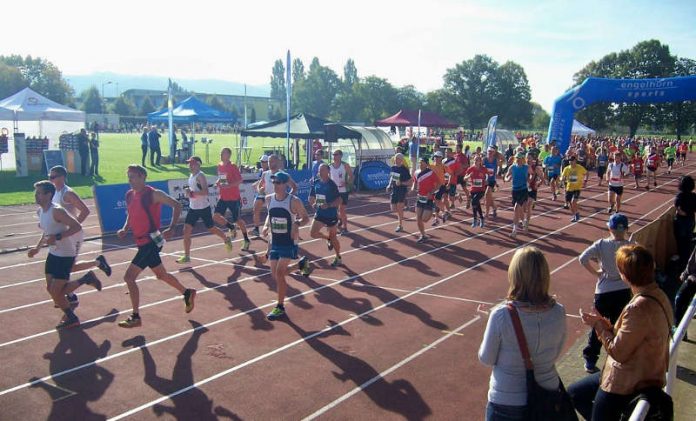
[568,245,673,420]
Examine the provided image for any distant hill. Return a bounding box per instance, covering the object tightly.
[66,72,270,97]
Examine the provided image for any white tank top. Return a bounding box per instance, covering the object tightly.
[608,163,626,187]
[261,170,274,195]
[51,184,84,242]
[330,162,348,193]
[39,204,78,257]
[188,171,210,210]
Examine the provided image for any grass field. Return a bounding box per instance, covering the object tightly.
[0,133,296,206]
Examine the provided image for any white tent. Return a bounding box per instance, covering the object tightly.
[324,125,396,167]
[0,88,85,170]
[571,119,595,136]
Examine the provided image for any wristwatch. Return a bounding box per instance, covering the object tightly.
[55,233,63,241]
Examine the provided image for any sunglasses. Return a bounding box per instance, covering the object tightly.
[48,175,62,180]
[272,181,286,185]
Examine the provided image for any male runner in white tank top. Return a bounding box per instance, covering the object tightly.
[329,150,353,235]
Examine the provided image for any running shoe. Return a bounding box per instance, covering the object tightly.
[471,219,478,228]
[584,362,600,374]
[118,314,142,328]
[510,229,517,238]
[298,256,312,276]
[576,213,581,221]
[81,271,103,291]
[224,237,234,252]
[339,228,349,236]
[432,218,440,227]
[395,225,403,233]
[184,289,196,313]
[96,255,112,277]
[176,255,191,264]
[241,239,251,251]
[228,225,237,240]
[331,257,342,267]
[327,239,334,251]
[416,235,427,243]
[56,316,80,330]
[492,209,497,219]
[67,293,79,307]
[552,193,557,201]
[523,220,529,232]
[251,226,260,237]
[479,218,485,228]
[267,305,286,321]
[563,203,569,210]
[607,206,614,214]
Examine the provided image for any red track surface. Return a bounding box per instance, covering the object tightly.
[0,162,692,420]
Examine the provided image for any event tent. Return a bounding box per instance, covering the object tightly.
[571,119,596,136]
[375,109,458,128]
[241,113,330,139]
[147,96,234,123]
[324,124,396,167]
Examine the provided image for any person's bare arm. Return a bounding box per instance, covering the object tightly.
[117,213,130,239]
[28,233,46,258]
[47,208,82,245]
[288,177,298,195]
[64,190,90,223]
[154,190,182,240]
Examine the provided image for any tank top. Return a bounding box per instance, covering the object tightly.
[608,163,625,187]
[511,164,529,190]
[267,193,296,247]
[330,162,348,193]
[646,154,658,169]
[260,170,274,195]
[483,157,497,180]
[188,171,209,210]
[51,184,84,242]
[126,186,162,246]
[39,203,77,257]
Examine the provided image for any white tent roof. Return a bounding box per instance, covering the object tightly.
[572,119,595,135]
[0,87,85,122]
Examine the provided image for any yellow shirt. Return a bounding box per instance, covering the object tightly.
[562,164,587,191]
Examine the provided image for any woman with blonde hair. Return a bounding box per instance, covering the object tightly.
[479,246,567,420]
[387,153,413,232]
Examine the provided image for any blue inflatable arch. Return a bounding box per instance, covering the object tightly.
[547,75,696,153]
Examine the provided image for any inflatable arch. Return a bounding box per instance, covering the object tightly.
[547,75,696,152]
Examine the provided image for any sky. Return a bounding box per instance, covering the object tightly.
[4,0,696,112]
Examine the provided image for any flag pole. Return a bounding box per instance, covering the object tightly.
[167,79,174,161]
[286,50,292,168]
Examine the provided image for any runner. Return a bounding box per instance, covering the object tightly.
[665,141,677,175]
[504,151,529,237]
[576,143,590,186]
[413,157,440,243]
[430,151,447,225]
[678,140,689,166]
[329,150,354,235]
[387,153,413,232]
[606,152,629,213]
[28,180,103,329]
[483,147,499,218]
[630,150,645,189]
[213,147,251,252]
[251,154,270,237]
[595,146,609,187]
[561,156,587,222]
[48,165,111,308]
[454,143,471,208]
[464,154,488,227]
[525,151,545,230]
[309,164,342,266]
[644,146,660,190]
[117,165,196,328]
[543,146,563,201]
[263,171,311,321]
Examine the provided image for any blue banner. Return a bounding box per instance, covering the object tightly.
[358,161,391,190]
[93,181,171,233]
[547,76,696,153]
[287,169,312,202]
[485,115,498,149]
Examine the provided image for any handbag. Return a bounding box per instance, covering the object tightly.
[507,303,578,421]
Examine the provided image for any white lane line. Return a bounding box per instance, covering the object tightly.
[0,225,100,242]
[301,316,481,420]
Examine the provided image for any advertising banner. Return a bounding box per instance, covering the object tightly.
[93,180,171,233]
[358,161,391,190]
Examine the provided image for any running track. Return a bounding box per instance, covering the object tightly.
[0,161,691,420]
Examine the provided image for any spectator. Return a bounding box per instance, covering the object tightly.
[578,213,633,374]
[148,126,162,166]
[311,149,324,182]
[675,245,696,341]
[569,245,673,420]
[140,127,149,167]
[77,128,90,176]
[89,132,100,177]
[673,175,696,272]
[479,246,567,421]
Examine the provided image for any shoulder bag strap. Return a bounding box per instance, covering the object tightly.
[635,293,673,339]
[507,303,534,371]
[140,187,157,233]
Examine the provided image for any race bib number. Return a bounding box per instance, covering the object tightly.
[472,179,483,187]
[417,195,429,204]
[271,217,288,234]
[315,194,326,206]
[569,175,578,183]
[610,177,621,182]
[218,173,228,185]
[486,168,494,176]
[149,230,165,248]
[390,172,400,182]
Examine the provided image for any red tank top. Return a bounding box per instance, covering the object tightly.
[127,186,162,246]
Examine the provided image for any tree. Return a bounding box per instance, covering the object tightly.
[343,59,358,90]
[249,107,257,124]
[0,55,74,104]
[293,57,341,118]
[665,57,696,138]
[443,55,500,131]
[80,87,103,114]
[396,85,425,111]
[206,95,228,112]
[292,58,305,85]
[0,62,26,99]
[171,81,190,95]
[355,76,398,123]
[493,61,532,128]
[139,96,155,116]
[529,102,550,130]
[110,96,136,116]
[270,59,286,100]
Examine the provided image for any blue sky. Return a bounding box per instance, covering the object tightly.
[3,0,695,113]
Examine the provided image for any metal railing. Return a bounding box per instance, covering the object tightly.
[629,295,696,421]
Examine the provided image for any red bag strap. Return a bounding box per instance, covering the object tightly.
[507,303,534,371]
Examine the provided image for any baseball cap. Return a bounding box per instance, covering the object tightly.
[394,152,404,161]
[260,154,270,162]
[433,151,444,158]
[187,156,202,164]
[420,156,430,164]
[271,171,290,184]
[608,213,629,231]
[487,146,496,153]
[516,152,526,159]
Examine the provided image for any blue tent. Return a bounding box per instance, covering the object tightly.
[147,96,234,123]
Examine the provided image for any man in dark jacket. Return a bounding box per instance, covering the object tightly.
[77,128,90,175]
[148,126,162,166]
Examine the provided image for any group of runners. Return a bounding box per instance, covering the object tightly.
[28,134,689,327]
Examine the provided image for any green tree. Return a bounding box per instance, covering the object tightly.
[529,102,550,130]
[0,55,74,104]
[292,58,305,84]
[80,87,103,114]
[665,57,696,139]
[0,62,26,98]
[443,55,500,131]
[355,76,398,123]
[250,107,257,123]
[270,59,286,100]
[206,95,228,112]
[493,61,532,128]
[139,96,155,116]
[396,85,425,111]
[343,59,358,90]
[110,96,136,116]
[293,57,341,118]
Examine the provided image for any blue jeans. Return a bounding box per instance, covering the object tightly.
[568,372,635,420]
[485,402,527,421]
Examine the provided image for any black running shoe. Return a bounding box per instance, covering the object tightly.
[56,316,80,330]
[184,289,196,313]
[82,271,102,291]
[96,255,112,277]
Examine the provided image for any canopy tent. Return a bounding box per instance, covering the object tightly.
[241,113,330,139]
[147,96,234,123]
[375,109,458,128]
[324,124,396,166]
[571,119,596,136]
[0,88,85,170]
